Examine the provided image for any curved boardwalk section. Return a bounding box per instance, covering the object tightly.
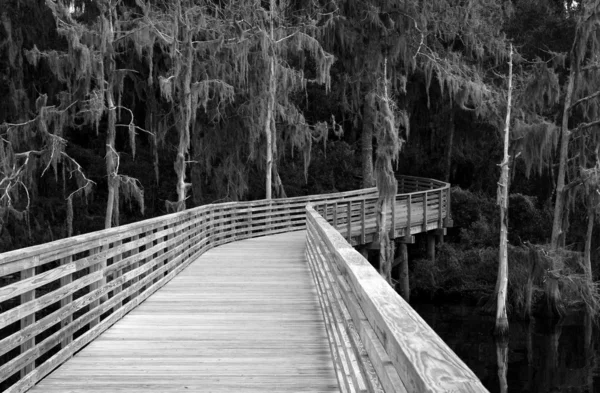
[0,176,487,392]
[28,231,339,392]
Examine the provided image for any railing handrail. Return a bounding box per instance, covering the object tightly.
[305,204,487,392]
[0,174,450,264]
[0,187,381,265]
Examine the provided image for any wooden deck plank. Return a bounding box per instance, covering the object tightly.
[29,231,339,393]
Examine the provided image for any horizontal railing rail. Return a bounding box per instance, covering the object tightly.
[305,204,487,393]
[0,176,450,392]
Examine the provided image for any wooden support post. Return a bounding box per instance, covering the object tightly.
[154,227,164,284]
[435,228,446,245]
[111,239,123,313]
[390,197,396,239]
[422,191,428,232]
[333,202,338,228]
[20,263,35,378]
[405,194,412,242]
[89,246,102,328]
[360,247,368,260]
[209,209,214,245]
[438,188,444,229]
[247,206,252,236]
[346,201,352,242]
[140,230,152,295]
[60,255,73,349]
[231,206,237,239]
[323,202,327,221]
[398,243,409,302]
[427,232,436,263]
[129,234,140,302]
[360,199,366,244]
[215,208,220,243]
[444,186,453,227]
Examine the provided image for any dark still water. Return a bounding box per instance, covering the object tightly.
[411,302,600,393]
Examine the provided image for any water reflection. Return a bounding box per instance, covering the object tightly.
[411,302,600,393]
[497,336,509,393]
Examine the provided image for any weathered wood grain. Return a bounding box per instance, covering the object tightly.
[26,232,339,393]
[306,206,488,393]
[1,175,454,393]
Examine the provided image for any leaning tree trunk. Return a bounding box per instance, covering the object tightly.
[495,44,513,337]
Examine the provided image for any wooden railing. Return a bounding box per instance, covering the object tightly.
[306,205,487,393]
[317,175,451,244]
[0,176,451,392]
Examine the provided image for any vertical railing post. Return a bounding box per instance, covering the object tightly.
[209,209,214,246]
[438,188,444,228]
[231,206,237,240]
[346,200,352,242]
[247,205,252,236]
[111,239,123,313]
[20,260,36,378]
[323,202,327,221]
[423,191,429,231]
[444,186,452,226]
[405,194,412,241]
[333,202,338,228]
[89,246,102,327]
[60,255,73,350]
[360,199,366,244]
[129,234,140,300]
[216,208,221,243]
[390,195,396,239]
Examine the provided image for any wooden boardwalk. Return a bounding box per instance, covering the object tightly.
[3,176,487,393]
[29,231,339,392]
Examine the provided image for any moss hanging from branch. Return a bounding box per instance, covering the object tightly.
[513,118,559,178]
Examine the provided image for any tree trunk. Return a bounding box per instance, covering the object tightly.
[105,128,116,229]
[551,68,575,249]
[495,44,513,337]
[362,99,374,188]
[265,0,276,199]
[584,198,594,280]
[545,65,574,317]
[272,162,287,198]
[175,31,193,212]
[444,109,454,183]
[378,200,392,283]
[104,25,117,229]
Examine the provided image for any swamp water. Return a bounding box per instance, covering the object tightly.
[412,302,600,392]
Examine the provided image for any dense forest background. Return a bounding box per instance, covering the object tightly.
[1,0,600,316]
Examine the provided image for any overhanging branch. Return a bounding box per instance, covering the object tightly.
[569,90,600,111]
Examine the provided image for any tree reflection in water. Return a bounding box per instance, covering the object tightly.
[496,336,509,393]
[412,302,599,392]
